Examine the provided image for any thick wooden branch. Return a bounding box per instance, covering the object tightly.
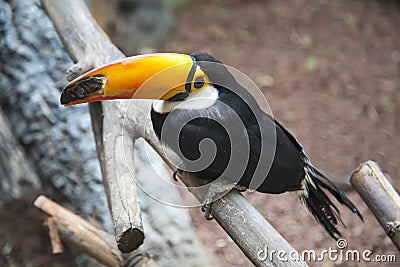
[34,195,158,267]
[43,0,307,265]
[350,160,400,252]
[35,195,123,266]
[43,0,144,252]
[0,108,41,205]
[132,104,308,267]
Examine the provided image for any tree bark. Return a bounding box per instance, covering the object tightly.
[0,108,41,205]
[0,0,112,232]
[0,0,217,266]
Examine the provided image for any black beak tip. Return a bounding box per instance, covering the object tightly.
[60,84,78,105]
[60,91,69,105]
[59,74,107,106]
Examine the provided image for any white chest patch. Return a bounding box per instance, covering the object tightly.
[152,85,219,114]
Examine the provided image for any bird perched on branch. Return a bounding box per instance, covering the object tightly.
[61,52,363,239]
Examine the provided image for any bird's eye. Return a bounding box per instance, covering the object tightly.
[193,77,205,89]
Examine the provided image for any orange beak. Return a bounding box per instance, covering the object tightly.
[60,53,195,105]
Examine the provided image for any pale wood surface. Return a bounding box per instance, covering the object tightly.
[35,195,123,267]
[351,160,400,252]
[43,0,144,252]
[34,195,159,267]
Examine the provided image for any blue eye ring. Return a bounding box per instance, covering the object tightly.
[193,77,205,89]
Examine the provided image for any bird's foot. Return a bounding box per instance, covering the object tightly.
[235,184,248,192]
[201,180,247,220]
[201,202,213,220]
[172,162,185,182]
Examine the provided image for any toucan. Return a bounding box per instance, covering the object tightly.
[61,52,363,239]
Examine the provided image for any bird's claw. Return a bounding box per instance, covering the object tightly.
[201,180,246,220]
[201,202,213,220]
[172,162,185,182]
[172,169,179,182]
[235,184,248,192]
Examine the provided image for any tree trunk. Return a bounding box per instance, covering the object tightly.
[0,0,217,266]
[0,107,41,205]
[0,0,112,232]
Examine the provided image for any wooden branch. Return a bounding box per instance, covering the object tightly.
[46,218,64,254]
[35,195,123,266]
[135,105,308,267]
[43,0,144,252]
[0,108,41,205]
[34,195,158,267]
[44,0,307,265]
[351,160,400,252]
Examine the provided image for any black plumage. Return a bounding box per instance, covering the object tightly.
[151,52,363,239]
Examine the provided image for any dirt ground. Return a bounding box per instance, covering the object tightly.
[1,0,400,266]
[163,0,400,266]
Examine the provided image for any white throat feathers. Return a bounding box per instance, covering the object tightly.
[152,85,219,114]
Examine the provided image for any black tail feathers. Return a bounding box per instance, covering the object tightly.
[301,164,363,239]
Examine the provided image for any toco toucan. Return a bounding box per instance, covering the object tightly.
[61,52,363,239]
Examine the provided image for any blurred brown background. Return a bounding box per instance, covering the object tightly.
[161,1,400,266]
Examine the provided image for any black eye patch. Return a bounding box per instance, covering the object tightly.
[194,77,205,89]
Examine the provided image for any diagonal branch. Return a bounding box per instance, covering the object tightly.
[34,195,159,267]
